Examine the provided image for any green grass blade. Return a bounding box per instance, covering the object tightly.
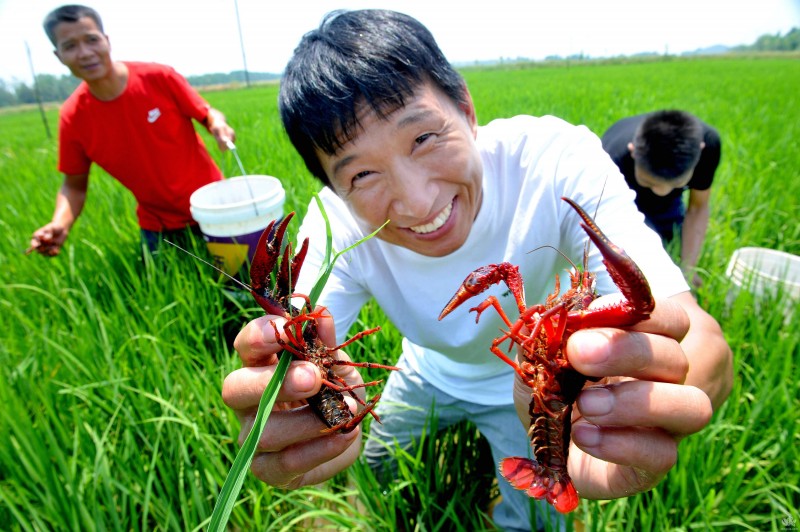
[309,194,388,306]
[208,196,384,531]
[207,351,291,531]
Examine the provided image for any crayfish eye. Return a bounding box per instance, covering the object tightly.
[465,274,481,290]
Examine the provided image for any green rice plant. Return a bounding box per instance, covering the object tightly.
[207,199,385,531]
[1,56,798,530]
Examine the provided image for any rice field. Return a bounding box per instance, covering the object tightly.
[1,55,798,530]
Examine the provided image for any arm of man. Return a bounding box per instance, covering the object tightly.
[681,188,711,281]
[550,290,732,500]
[29,173,89,256]
[204,107,236,152]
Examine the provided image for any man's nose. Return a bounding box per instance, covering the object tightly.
[76,42,92,57]
[389,163,435,217]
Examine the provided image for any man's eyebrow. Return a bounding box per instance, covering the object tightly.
[332,154,356,178]
[396,109,433,129]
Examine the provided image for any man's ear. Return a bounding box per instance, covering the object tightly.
[458,85,478,136]
[627,142,636,158]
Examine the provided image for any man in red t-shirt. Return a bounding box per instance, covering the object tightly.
[29,4,235,256]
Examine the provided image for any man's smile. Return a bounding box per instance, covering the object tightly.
[409,200,453,234]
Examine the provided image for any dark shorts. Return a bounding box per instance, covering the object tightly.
[643,203,685,243]
[140,225,204,255]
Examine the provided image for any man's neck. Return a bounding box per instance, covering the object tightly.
[86,61,128,101]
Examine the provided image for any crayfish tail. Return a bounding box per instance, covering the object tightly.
[499,457,579,514]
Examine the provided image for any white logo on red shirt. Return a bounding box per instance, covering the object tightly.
[147,108,161,123]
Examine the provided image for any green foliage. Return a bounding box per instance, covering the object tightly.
[184,71,280,88]
[0,71,277,108]
[735,27,800,52]
[1,57,799,530]
[0,73,80,107]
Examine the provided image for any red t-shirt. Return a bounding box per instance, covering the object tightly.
[58,62,224,231]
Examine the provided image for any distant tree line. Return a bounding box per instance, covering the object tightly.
[2,27,796,108]
[734,27,799,52]
[0,69,280,108]
[0,73,80,108]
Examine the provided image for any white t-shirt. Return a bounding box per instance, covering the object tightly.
[295,115,689,406]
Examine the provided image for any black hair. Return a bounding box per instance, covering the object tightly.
[278,9,468,185]
[632,110,704,180]
[43,4,104,46]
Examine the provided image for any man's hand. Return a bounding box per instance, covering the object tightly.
[205,108,236,152]
[512,294,715,500]
[222,310,364,488]
[28,222,69,256]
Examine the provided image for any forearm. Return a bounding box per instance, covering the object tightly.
[204,108,235,150]
[681,206,709,271]
[204,108,225,131]
[671,292,733,410]
[52,177,88,229]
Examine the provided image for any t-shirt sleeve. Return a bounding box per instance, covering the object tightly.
[690,125,721,191]
[58,107,91,175]
[161,65,211,123]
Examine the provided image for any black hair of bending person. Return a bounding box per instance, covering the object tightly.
[632,110,705,180]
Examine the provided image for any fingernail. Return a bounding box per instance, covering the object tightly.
[289,363,318,394]
[570,330,610,365]
[341,426,361,441]
[572,422,602,447]
[578,386,614,416]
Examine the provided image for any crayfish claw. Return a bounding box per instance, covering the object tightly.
[561,197,654,321]
[438,263,527,320]
[249,213,298,315]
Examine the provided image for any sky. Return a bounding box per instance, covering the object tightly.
[1,0,798,84]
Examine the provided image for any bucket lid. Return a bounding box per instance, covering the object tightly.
[190,175,285,212]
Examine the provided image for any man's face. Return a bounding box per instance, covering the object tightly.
[316,82,483,257]
[633,165,692,196]
[53,16,112,82]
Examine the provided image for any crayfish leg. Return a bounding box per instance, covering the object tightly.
[333,360,402,372]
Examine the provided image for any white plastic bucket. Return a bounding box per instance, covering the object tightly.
[725,247,800,322]
[190,175,285,275]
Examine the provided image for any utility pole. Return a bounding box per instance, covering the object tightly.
[26,41,52,140]
[233,0,251,87]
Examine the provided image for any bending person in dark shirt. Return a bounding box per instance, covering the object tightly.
[601,110,721,286]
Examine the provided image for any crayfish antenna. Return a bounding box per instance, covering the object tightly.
[527,244,580,274]
[163,239,253,292]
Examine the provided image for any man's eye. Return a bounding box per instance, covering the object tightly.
[415,133,432,145]
[352,170,371,182]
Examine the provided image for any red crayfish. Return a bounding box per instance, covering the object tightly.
[438,197,654,513]
[249,212,400,433]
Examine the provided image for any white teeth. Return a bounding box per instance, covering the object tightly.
[409,202,452,234]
